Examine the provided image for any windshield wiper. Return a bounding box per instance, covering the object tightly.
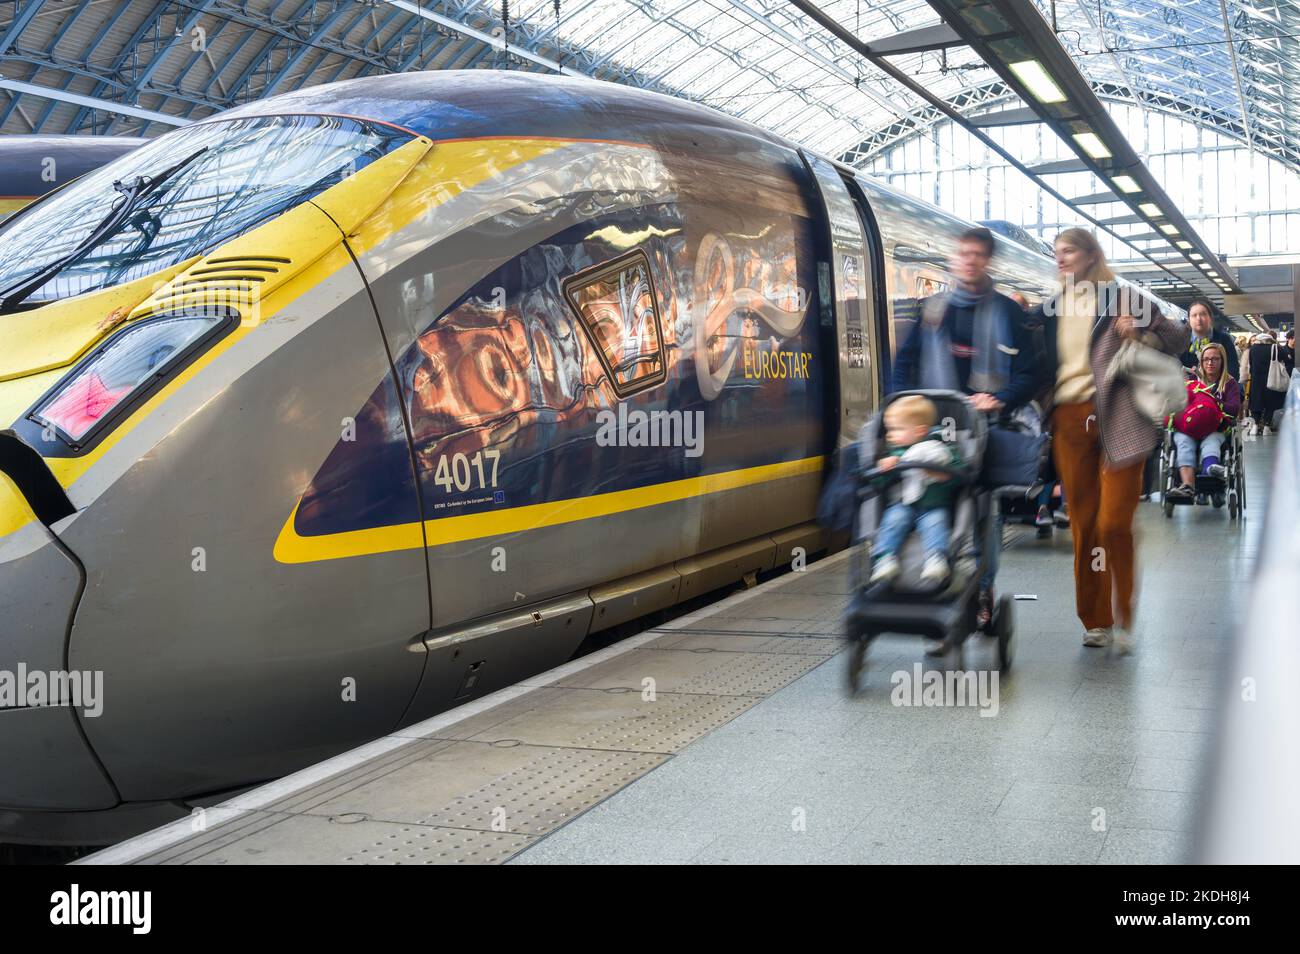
[0,146,208,313]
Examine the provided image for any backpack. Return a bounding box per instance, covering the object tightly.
[816,442,861,533]
[1173,381,1223,441]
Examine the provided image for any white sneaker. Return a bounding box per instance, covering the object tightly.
[920,554,949,585]
[1113,628,1134,656]
[869,554,900,584]
[1206,463,1227,481]
[1082,627,1112,648]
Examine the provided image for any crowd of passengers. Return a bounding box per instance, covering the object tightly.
[883,225,1293,656]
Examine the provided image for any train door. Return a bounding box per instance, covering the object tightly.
[799,150,878,445]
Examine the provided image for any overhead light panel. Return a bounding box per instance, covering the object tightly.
[1010,60,1067,104]
[1111,175,1141,194]
[1073,132,1112,159]
[1138,202,1160,216]
[1190,252,1204,260]
[1159,224,1179,235]
[1176,241,1193,249]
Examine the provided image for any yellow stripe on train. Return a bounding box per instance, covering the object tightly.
[273,455,825,564]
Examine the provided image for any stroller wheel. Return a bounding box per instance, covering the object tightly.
[995,596,1014,672]
[847,639,868,694]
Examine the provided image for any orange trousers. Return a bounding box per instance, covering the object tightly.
[1051,401,1145,631]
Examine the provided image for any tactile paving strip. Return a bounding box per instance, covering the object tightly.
[674,651,825,695]
[267,739,455,816]
[644,632,842,655]
[343,826,533,865]
[419,746,666,834]
[672,617,843,636]
[133,811,291,865]
[569,693,758,751]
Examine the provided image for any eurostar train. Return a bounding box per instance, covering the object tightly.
[0,135,143,222]
[0,71,1176,844]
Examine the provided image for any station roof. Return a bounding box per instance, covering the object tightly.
[0,1,1295,175]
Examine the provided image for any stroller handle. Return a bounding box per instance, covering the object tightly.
[857,461,973,500]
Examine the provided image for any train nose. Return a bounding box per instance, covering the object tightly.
[0,516,117,819]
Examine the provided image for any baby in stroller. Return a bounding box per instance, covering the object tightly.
[844,390,1013,688]
[868,395,964,587]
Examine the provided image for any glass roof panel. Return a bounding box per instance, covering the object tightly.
[497,1,1299,172]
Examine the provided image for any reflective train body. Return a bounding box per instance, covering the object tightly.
[0,72,1156,843]
[0,135,143,221]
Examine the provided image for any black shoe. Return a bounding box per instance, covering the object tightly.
[1195,493,1209,506]
[1212,492,1225,509]
[976,587,994,631]
[1053,506,1070,529]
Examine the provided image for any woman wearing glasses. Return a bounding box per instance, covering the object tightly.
[1168,342,1241,508]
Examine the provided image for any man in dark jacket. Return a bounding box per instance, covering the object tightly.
[888,226,1039,636]
[891,229,1039,411]
[1180,298,1239,381]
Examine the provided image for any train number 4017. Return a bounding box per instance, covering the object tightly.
[433,449,501,493]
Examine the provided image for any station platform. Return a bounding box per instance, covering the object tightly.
[81,440,1270,866]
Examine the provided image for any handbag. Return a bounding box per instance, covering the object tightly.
[1267,343,1289,392]
[980,420,1050,490]
[1106,338,1187,422]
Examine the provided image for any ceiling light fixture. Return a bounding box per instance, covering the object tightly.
[1072,132,1112,159]
[1138,202,1160,216]
[1009,60,1067,104]
[1111,175,1141,194]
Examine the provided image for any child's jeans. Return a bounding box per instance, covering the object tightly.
[876,502,949,558]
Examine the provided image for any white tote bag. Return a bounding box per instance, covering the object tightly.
[1106,338,1188,421]
[1266,343,1289,392]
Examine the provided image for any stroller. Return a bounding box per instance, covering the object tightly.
[844,390,1015,692]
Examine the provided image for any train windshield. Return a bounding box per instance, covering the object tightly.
[0,114,411,310]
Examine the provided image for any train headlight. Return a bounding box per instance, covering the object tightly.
[30,310,231,449]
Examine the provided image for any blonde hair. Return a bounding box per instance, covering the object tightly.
[1054,228,1116,286]
[886,394,938,429]
[1198,342,1232,392]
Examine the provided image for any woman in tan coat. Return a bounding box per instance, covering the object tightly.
[1039,229,1189,654]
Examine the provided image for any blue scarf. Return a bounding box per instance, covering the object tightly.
[923,282,1011,395]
